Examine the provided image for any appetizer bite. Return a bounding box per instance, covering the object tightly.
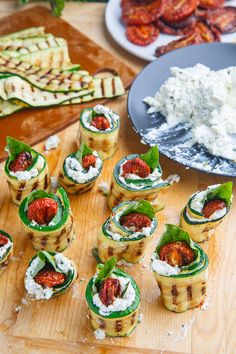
[151,224,209,313]
[5,137,51,205]
[108,146,169,210]
[86,257,140,337]
[98,200,157,264]
[77,105,120,160]
[24,251,77,300]
[59,143,103,194]
[0,230,13,275]
[19,188,75,252]
[180,182,233,242]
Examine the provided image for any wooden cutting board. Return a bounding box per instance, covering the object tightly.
[0,6,136,162]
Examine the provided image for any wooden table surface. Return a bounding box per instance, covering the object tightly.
[0,2,235,354]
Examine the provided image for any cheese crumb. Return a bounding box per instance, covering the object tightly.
[98,181,110,196]
[45,135,60,151]
[94,329,106,340]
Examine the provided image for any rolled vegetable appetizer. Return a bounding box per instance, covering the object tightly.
[59,143,103,194]
[86,257,140,337]
[5,136,51,205]
[180,182,233,243]
[19,188,75,252]
[98,200,157,264]
[77,104,120,160]
[0,230,13,275]
[108,146,169,210]
[24,251,77,300]
[151,224,209,313]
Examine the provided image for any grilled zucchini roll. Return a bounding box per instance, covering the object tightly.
[86,257,140,337]
[59,143,103,194]
[19,188,75,252]
[0,230,13,275]
[151,224,209,313]
[24,251,77,300]
[5,136,51,205]
[77,104,120,160]
[108,146,169,210]
[98,200,157,264]
[180,182,233,243]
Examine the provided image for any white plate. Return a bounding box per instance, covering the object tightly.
[105,0,236,61]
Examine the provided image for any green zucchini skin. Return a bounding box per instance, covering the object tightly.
[80,108,120,135]
[26,251,77,298]
[0,230,13,260]
[86,267,140,319]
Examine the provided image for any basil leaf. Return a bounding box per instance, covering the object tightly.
[156,224,197,257]
[121,281,130,298]
[30,256,45,278]
[140,146,159,171]
[37,251,63,273]
[6,136,33,162]
[92,248,102,263]
[50,0,65,17]
[94,256,117,289]
[205,181,233,207]
[75,143,93,165]
[122,200,155,219]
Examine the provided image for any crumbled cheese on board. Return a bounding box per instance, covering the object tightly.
[94,329,106,340]
[98,181,109,196]
[45,135,60,151]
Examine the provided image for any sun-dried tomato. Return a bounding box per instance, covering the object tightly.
[122,157,151,178]
[155,17,196,35]
[199,0,224,10]
[0,234,8,247]
[27,198,58,225]
[9,151,32,172]
[91,116,110,131]
[120,212,152,231]
[82,154,96,169]
[194,20,221,41]
[162,0,198,24]
[99,277,121,306]
[202,199,226,218]
[126,24,159,46]
[122,0,163,25]
[155,32,199,56]
[159,241,195,267]
[34,269,66,288]
[206,6,236,34]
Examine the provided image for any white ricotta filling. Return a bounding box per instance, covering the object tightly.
[92,274,135,316]
[151,253,180,276]
[65,152,102,184]
[25,254,73,300]
[82,104,119,132]
[189,184,228,221]
[107,220,154,241]
[9,155,45,181]
[45,135,60,151]
[0,238,12,260]
[119,162,162,190]
[144,64,236,161]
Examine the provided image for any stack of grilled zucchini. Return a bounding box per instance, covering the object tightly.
[0,27,125,118]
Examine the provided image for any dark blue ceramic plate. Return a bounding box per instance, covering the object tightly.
[127,43,236,177]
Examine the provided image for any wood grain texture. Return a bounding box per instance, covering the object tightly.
[0,2,235,354]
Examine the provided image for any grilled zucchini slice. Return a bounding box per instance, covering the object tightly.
[0,230,13,275]
[0,27,46,39]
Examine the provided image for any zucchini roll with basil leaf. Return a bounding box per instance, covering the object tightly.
[108,146,169,210]
[0,230,13,275]
[25,251,77,300]
[151,224,209,313]
[98,200,157,264]
[180,182,233,243]
[59,143,103,194]
[19,188,75,252]
[5,136,51,205]
[86,257,140,337]
[78,104,120,160]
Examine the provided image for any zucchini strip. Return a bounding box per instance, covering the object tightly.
[108,147,170,211]
[0,98,22,117]
[24,251,77,300]
[0,27,46,40]
[0,230,13,275]
[59,144,103,194]
[5,137,51,205]
[19,188,75,252]
[151,224,209,313]
[86,258,140,337]
[180,182,233,242]
[98,200,157,263]
[77,105,120,160]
